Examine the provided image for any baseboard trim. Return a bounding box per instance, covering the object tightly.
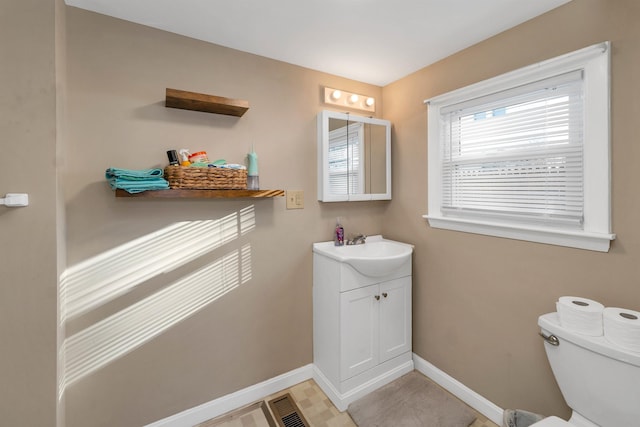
[413,353,504,425]
[147,357,504,427]
[312,358,414,411]
[145,364,314,427]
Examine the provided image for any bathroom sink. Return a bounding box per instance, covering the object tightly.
[313,235,413,277]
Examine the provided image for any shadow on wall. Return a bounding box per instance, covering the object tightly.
[59,205,256,393]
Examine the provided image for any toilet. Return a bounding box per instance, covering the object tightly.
[534,312,640,427]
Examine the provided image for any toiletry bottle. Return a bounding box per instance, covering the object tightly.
[179,149,191,167]
[167,150,179,166]
[334,217,344,246]
[247,146,259,190]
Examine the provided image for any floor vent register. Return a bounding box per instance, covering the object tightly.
[267,393,310,427]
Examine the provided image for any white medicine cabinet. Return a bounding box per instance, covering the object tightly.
[317,110,391,202]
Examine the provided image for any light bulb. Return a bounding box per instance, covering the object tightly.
[366,97,375,107]
[331,90,342,100]
[349,94,359,104]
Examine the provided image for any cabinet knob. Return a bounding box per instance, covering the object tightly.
[374,295,380,301]
[382,293,388,298]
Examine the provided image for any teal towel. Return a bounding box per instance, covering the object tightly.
[106,167,169,193]
[108,179,169,193]
[105,167,164,181]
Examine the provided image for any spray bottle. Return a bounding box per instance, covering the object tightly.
[179,148,191,167]
[334,217,344,246]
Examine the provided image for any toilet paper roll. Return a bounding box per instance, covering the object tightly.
[556,296,604,336]
[604,307,640,353]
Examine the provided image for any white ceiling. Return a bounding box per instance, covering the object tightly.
[65,0,571,86]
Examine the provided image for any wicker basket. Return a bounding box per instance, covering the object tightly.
[164,165,248,190]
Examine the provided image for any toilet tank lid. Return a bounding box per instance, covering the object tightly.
[538,312,640,368]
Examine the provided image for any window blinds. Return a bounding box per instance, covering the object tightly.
[440,71,584,227]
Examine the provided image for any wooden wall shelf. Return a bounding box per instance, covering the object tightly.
[165,88,249,117]
[115,189,284,199]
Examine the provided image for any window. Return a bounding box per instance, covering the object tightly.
[425,42,615,252]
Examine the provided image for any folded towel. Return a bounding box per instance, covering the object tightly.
[107,178,169,193]
[105,167,164,181]
[106,167,169,193]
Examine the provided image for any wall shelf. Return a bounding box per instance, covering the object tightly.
[165,88,249,117]
[115,189,284,199]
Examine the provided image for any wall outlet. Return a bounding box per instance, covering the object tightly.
[286,190,304,209]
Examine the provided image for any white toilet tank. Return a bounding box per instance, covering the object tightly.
[538,313,640,427]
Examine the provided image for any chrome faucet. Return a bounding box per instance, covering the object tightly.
[346,234,367,245]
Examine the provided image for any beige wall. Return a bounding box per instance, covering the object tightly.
[0,0,61,425]
[63,7,387,427]
[383,0,640,418]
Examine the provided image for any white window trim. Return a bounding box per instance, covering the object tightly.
[424,42,615,252]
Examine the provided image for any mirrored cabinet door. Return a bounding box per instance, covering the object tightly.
[317,110,391,202]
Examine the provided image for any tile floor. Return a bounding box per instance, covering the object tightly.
[204,376,500,427]
[195,401,274,427]
[270,380,355,427]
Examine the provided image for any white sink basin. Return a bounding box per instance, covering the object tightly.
[313,235,413,277]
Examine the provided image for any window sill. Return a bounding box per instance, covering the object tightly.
[423,215,615,252]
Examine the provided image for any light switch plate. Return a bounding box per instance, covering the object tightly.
[286,190,304,209]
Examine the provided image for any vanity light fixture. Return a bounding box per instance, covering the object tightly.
[323,87,375,113]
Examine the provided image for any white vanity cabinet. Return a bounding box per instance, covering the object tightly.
[312,239,413,411]
[340,277,411,380]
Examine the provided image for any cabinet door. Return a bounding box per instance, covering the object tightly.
[340,284,379,380]
[379,277,412,363]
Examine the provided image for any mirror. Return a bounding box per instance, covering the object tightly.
[317,110,391,202]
